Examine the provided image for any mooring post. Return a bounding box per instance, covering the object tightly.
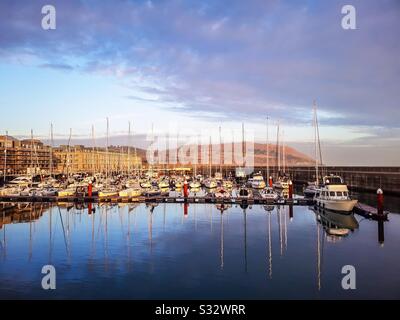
[88,182,93,198]
[183,180,189,199]
[288,181,293,200]
[269,176,273,188]
[377,188,384,216]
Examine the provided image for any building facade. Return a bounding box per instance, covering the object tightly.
[54,145,142,174]
[0,135,53,175]
[0,135,142,176]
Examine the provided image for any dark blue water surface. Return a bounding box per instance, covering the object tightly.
[0,202,399,299]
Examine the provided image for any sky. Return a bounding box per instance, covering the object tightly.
[0,0,399,165]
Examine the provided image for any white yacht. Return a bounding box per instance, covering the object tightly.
[215,187,231,199]
[8,176,33,187]
[189,180,201,189]
[315,175,357,212]
[119,187,142,198]
[273,176,290,191]
[260,187,279,200]
[203,178,217,189]
[251,172,266,189]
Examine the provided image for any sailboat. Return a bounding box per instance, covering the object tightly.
[262,117,279,200]
[272,122,291,192]
[190,141,201,189]
[99,118,119,199]
[203,136,217,189]
[304,101,323,198]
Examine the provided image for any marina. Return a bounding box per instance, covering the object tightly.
[1,0,399,303]
[0,199,399,299]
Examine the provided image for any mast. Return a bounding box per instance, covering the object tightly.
[128,122,131,176]
[219,126,222,177]
[209,136,212,177]
[150,122,154,175]
[276,122,280,177]
[106,117,109,181]
[282,128,286,174]
[242,122,245,164]
[315,102,323,181]
[65,128,72,179]
[91,125,95,175]
[50,124,53,178]
[266,118,269,181]
[313,101,319,185]
[30,129,34,174]
[3,131,8,184]
[133,123,138,175]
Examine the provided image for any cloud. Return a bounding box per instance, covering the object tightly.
[0,0,399,130]
[39,63,74,70]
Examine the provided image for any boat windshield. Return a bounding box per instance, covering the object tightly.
[324,176,343,185]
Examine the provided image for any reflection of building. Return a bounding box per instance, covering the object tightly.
[0,203,49,229]
[54,145,142,174]
[0,135,53,175]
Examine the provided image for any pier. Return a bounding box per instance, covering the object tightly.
[0,195,314,206]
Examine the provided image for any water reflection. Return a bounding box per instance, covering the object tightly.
[0,202,397,299]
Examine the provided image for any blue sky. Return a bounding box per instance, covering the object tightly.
[0,0,399,165]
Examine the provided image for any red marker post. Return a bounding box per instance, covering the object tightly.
[183,180,189,199]
[88,182,93,198]
[269,176,273,188]
[288,180,293,200]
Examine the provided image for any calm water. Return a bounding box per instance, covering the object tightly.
[0,201,399,299]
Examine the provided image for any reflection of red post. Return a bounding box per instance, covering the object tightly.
[269,176,273,188]
[288,181,293,199]
[88,202,92,215]
[88,183,93,197]
[377,188,384,216]
[183,180,189,198]
[184,202,189,217]
[289,205,293,219]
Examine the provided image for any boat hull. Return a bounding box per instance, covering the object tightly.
[317,199,358,212]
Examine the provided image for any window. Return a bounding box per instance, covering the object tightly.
[337,191,343,197]
[343,192,348,197]
[330,192,336,197]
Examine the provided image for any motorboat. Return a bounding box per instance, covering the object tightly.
[158,178,170,189]
[260,187,279,200]
[119,187,142,198]
[98,188,119,198]
[222,179,233,189]
[314,175,358,212]
[8,176,33,187]
[140,180,152,189]
[189,180,201,189]
[304,181,319,198]
[251,172,266,189]
[273,176,290,191]
[203,178,217,189]
[143,188,162,197]
[237,186,253,199]
[214,187,231,199]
